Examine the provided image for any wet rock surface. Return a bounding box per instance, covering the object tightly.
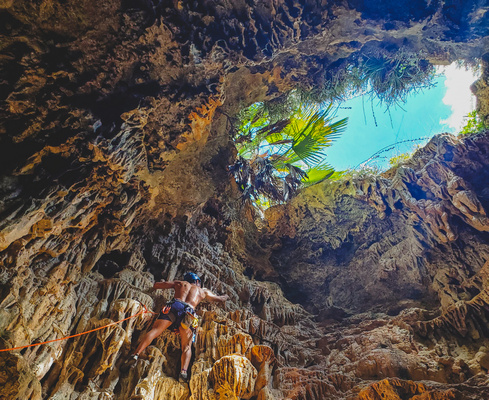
[1,1,489,399]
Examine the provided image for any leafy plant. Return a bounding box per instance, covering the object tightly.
[293,52,436,110]
[230,103,347,203]
[352,54,435,107]
[338,165,383,180]
[228,50,435,206]
[388,152,410,167]
[459,110,486,136]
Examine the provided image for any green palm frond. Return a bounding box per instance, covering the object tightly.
[302,163,336,187]
[232,100,347,204]
[236,102,293,158]
[282,105,347,166]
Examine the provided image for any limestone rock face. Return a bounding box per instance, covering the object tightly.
[0,351,42,400]
[264,132,489,398]
[209,354,257,399]
[267,133,489,315]
[357,378,454,400]
[1,0,489,400]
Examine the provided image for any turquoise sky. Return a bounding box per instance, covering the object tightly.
[325,75,453,171]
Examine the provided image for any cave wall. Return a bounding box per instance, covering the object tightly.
[1,0,489,399]
[267,133,489,315]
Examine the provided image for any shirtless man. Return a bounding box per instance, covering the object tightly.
[123,272,228,382]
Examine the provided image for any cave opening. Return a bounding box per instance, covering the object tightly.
[1,1,489,398]
[229,54,482,211]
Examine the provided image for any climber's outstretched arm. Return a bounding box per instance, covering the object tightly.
[203,288,229,303]
[153,281,176,290]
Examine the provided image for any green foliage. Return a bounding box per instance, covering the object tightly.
[292,51,436,109]
[229,49,436,206]
[353,53,435,107]
[388,152,410,167]
[236,52,435,140]
[230,103,347,203]
[332,165,382,181]
[459,110,486,136]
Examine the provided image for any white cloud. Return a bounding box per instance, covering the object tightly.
[439,63,480,132]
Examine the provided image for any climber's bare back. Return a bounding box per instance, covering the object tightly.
[153,279,228,309]
[173,281,206,308]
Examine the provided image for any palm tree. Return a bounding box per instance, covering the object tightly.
[229,102,348,203]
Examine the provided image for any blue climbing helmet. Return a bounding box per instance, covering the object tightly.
[184,272,201,284]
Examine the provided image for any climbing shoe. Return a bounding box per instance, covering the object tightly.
[179,370,188,383]
[120,354,138,373]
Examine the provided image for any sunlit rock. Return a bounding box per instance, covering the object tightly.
[1,0,489,399]
[250,345,275,394]
[189,360,217,400]
[209,355,257,400]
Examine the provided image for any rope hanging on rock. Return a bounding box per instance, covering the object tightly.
[0,302,157,353]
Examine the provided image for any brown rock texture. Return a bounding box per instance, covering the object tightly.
[265,132,489,399]
[0,0,489,400]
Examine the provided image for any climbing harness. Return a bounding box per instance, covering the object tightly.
[161,300,199,331]
[181,310,199,330]
[0,302,157,353]
[158,299,199,344]
[161,302,173,315]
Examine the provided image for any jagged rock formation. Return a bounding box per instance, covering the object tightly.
[267,133,489,314]
[265,132,489,399]
[1,0,489,399]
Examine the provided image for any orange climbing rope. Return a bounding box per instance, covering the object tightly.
[0,302,158,353]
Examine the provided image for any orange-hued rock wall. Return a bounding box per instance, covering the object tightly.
[1,0,489,399]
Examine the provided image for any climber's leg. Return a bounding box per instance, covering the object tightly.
[121,318,173,372]
[178,326,193,382]
[134,318,173,355]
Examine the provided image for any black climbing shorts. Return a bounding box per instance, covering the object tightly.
[158,299,196,331]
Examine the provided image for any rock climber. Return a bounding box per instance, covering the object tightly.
[122,272,229,382]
